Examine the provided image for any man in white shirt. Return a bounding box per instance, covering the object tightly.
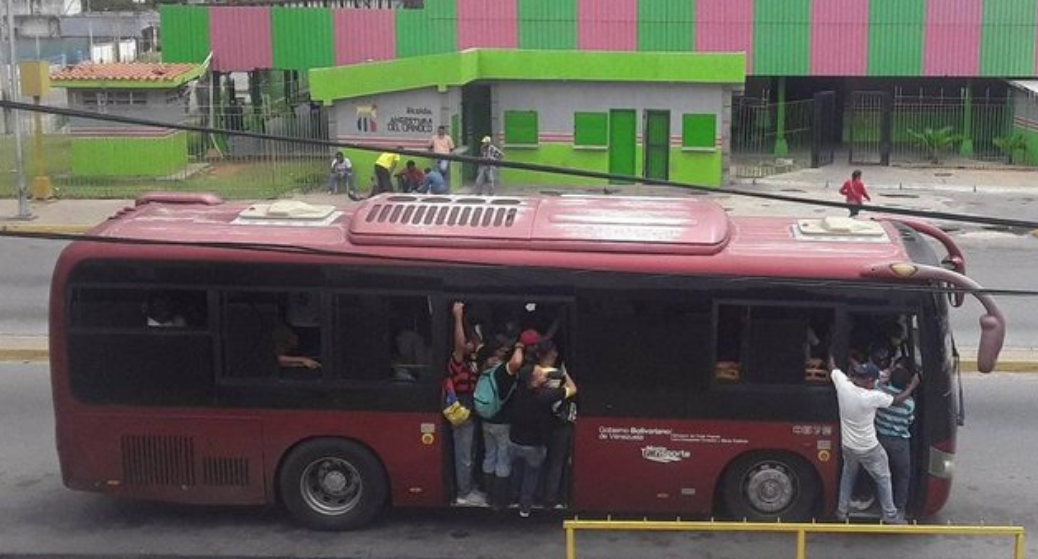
[830,357,919,524]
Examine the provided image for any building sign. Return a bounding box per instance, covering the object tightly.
[355,104,378,133]
[386,106,434,134]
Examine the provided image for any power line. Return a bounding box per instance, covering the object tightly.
[2,98,1038,230]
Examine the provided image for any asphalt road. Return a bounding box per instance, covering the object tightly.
[0,364,1034,559]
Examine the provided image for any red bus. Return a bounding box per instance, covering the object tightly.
[49,193,1004,530]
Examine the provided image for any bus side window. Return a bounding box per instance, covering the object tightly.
[715,304,834,385]
[334,294,433,383]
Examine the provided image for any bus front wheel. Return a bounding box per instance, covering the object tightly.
[721,452,818,522]
[279,438,387,531]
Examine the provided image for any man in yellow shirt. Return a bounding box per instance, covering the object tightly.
[374,149,401,195]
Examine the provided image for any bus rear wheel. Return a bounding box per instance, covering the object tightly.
[279,438,387,531]
[721,452,818,522]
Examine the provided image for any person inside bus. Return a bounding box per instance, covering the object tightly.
[448,302,486,507]
[830,355,919,524]
[876,362,918,520]
[272,323,321,370]
[509,335,577,518]
[146,292,187,328]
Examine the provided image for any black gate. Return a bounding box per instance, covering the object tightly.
[811,91,836,168]
[848,91,892,165]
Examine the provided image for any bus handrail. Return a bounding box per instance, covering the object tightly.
[563,518,1027,559]
[861,261,1005,373]
[876,217,966,307]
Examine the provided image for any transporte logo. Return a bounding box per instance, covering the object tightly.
[641,446,691,464]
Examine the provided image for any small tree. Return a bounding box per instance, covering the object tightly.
[907,126,963,164]
[993,133,1028,165]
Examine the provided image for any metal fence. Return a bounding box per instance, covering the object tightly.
[731,97,815,179]
[888,93,1011,165]
[1,97,334,200]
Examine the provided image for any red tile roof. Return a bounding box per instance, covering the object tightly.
[51,63,201,83]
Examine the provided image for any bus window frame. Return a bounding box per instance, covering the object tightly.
[710,299,843,390]
[329,289,441,388]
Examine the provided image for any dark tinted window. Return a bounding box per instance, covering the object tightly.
[715,304,834,385]
[67,287,213,405]
[334,294,434,383]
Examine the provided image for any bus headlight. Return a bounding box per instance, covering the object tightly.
[928,446,956,479]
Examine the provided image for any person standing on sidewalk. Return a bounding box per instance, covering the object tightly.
[830,356,919,524]
[428,126,455,188]
[839,170,871,217]
[474,136,504,196]
[373,149,401,196]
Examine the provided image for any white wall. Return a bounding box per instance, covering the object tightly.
[330,87,459,148]
[493,81,726,140]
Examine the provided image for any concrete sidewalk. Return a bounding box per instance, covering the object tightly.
[1,165,1036,367]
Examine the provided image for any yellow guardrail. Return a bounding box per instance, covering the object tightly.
[563,519,1026,559]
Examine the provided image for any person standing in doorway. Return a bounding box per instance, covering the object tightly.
[876,363,917,520]
[830,356,919,524]
[428,125,455,188]
[839,169,871,217]
[373,149,401,196]
[474,136,504,196]
[448,302,486,507]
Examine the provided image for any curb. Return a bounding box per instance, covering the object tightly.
[0,224,92,234]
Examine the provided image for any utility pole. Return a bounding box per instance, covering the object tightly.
[4,0,32,219]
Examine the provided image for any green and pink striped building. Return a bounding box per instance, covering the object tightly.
[159,0,1038,182]
[161,0,1038,77]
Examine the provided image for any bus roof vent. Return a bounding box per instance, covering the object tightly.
[233,201,342,227]
[794,217,888,242]
[349,194,731,255]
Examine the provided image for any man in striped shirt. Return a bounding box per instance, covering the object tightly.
[876,363,918,519]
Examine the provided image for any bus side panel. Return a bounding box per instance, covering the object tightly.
[262,410,446,507]
[573,418,838,515]
[59,412,266,505]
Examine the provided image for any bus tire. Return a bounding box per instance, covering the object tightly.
[279,438,387,531]
[721,452,818,522]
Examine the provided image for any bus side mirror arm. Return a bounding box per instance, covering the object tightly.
[860,261,1005,373]
[874,218,967,307]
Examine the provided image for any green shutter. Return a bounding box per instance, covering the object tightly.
[754,0,811,76]
[505,111,539,145]
[637,0,694,52]
[682,113,715,149]
[397,0,458,58]
[980,0,1037,77]
[518,0,577,50]
[574,112,609,147]
[271,8,334,70]
[868,0,925,76]
[160,5,210,64]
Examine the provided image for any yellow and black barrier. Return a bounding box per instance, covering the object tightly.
[563,518,1026,559]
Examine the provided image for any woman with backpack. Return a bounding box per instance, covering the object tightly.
[474,337,524,510]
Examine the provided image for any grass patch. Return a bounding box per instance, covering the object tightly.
[2,134,326,199]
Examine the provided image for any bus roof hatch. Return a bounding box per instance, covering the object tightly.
[794,217,888,242]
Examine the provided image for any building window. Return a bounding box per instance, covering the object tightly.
[573,112,608,148]
[682,113,716,150]
[504,110,538,146]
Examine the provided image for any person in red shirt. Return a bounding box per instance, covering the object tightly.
[839,170,871,217]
